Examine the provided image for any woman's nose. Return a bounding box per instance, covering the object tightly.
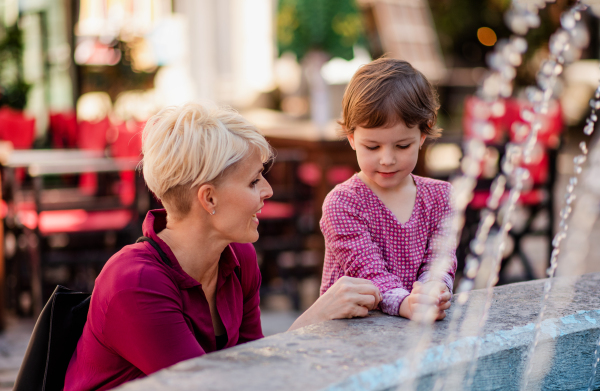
[262,180,273,200]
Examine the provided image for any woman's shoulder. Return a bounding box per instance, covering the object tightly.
[96,242,178,298]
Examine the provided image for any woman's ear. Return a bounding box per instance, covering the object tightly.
[197,184,217,215]
[347,133,356,150]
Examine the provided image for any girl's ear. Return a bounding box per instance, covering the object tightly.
[419,134,427,150]
[197,184,217,215]
[347,133,356,150]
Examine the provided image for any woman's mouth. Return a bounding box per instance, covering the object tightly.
[252,209,262,222]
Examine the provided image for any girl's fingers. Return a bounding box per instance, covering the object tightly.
[438,291,452,303]
[412,293,437,306]
[439,300,452,311]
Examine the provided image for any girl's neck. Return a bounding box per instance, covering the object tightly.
[157,216,228,286]
[357,171,415,197]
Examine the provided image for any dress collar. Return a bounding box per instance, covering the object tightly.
[141,209,241,289]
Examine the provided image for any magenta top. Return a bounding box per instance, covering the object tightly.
[320,174,457,316]
[64,209,263,391]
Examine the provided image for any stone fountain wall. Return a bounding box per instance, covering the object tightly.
[115,272,600,391]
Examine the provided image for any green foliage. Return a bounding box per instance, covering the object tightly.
[0,23,31,110]
[277,0,365,61]
[0,78,30,110]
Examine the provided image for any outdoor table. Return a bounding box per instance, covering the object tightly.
[0,148,141,315]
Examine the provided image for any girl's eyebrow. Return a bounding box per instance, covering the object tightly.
[362,137,414,143]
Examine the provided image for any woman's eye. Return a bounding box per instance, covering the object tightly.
[250,178,260,187]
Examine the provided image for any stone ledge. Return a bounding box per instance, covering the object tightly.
[116,273,600,391]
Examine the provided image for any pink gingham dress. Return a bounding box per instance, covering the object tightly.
[320,174,457,316]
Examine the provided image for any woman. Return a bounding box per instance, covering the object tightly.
[64,103,381,391]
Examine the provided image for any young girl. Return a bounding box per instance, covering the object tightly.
[320,58,456,321]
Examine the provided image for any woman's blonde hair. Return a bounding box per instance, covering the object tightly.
[140,102,272,219]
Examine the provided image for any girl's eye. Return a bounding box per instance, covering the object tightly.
[397,144,410,149]
[365,146,379,150]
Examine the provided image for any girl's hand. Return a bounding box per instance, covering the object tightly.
[399,281,451,321]
[288,276,382,331]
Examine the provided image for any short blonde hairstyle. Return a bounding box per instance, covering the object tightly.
[141,102,272,219]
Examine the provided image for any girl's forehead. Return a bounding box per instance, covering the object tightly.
[354,123,421,142]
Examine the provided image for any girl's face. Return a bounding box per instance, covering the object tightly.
[348,122,426,191]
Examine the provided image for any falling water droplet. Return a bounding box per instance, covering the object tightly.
[560,205,572,219]
[549,29,570,56]
[584,122,595,136]
[473,121,496,141]
[560,11,576,30]
[590,114,597,122]
[570,177,578,186]
[566,184,574,193]
[552,233,563,247]
[510,36,528,53]
[575,165,583,174]
[574,155,587,165]
[526,86,544,103]
[565,193,576,204]
[521,108,535,122]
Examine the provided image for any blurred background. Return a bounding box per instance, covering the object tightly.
[0,0,600,388]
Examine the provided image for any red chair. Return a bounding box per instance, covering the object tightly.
[77,117,111,195]
[109,120,144,206]
[49,112,78,148]
[0,107,36,149]
[461,96,563,283]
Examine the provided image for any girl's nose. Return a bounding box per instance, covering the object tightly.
[379,148,396,166]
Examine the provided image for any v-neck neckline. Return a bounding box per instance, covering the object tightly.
[355,173,420,228]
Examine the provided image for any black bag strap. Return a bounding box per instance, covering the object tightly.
[136,236,242,285]
[136,236,172,267]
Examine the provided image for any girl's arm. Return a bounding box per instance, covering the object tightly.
[416,182,457,293]
[321,191,411,316]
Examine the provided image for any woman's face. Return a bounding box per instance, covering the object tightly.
[348,121,426,191]
[211,149,273,243]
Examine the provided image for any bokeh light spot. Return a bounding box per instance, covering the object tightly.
[477,27,497,46]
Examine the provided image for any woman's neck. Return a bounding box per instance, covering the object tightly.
[157,216,228,286]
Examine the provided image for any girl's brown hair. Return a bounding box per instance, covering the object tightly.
[339,58,441,140]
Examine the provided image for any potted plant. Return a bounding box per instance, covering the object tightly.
[277,0,365,133]
[0,22,34,149]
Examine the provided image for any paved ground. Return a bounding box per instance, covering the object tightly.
[0,316,34,391]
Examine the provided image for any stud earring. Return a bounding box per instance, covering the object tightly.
[211,210,216,215]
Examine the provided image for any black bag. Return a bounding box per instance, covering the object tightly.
[13,285,91,391]
[13,236,169,391]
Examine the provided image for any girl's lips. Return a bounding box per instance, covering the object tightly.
[377,171,398,178]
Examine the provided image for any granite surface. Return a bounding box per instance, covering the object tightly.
[115,273,600,391]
